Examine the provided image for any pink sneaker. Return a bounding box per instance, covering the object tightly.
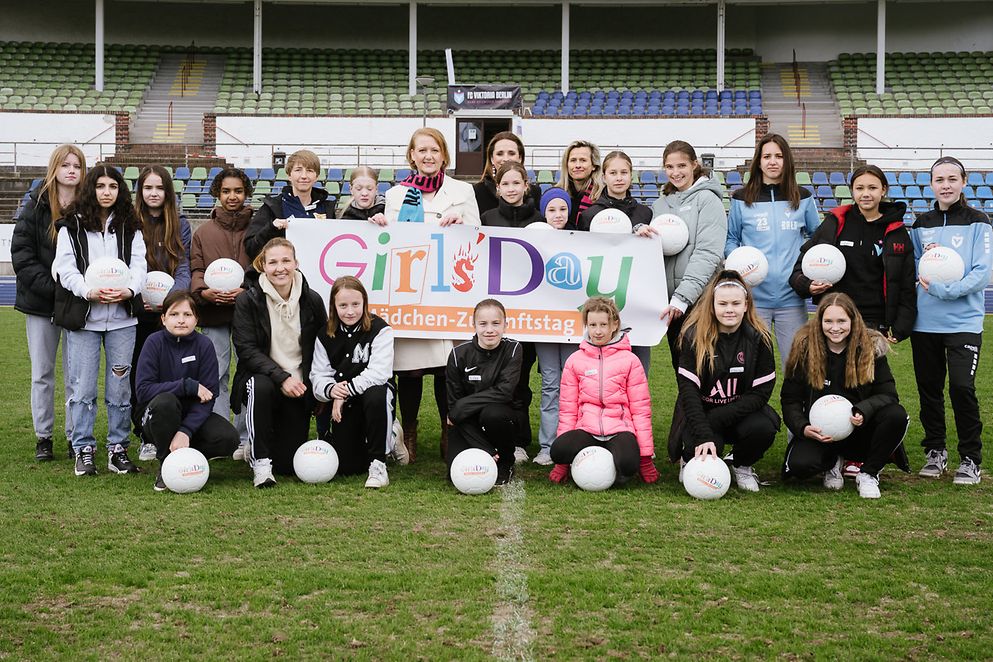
[549,463,570,484]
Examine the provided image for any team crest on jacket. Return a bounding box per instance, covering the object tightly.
[736,351,745,364]
[892,242,905,254]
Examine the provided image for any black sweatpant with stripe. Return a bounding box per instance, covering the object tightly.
[680,406,779,467]
[782,402,909,479]
[328,384,396,476]
[244,374,311,475]
[911,331,983,464]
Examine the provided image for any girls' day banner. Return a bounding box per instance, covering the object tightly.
[287,220,669,345]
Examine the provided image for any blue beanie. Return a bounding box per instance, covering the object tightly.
[540,187,572,217]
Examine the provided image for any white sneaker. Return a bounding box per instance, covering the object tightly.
[138,442,157,462]
[252,459,276,488]
[532,450,553,466]
[232,444,246,461]
[823,456,844,491]
[856,472,880,498]
[514,447,529,465]
[390,420,409,465]
[732,465,760,492]
[365,459,389,488]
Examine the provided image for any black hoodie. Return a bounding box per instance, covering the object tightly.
[577,193,653,232]
[480,198,543,228]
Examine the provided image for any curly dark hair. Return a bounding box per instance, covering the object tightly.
[65,165,140,234]
[209,167,254,199]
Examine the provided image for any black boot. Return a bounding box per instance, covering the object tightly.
[35,438,54,461]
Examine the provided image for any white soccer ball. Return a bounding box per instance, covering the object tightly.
[161,447,210,494]
[725,246,769,286]
[802,244,847,284]
[204,258,245,291]
[571,445,616,492]
[142,271,175,308]
[919,246,966,284]
[809,394,855,441]
[589,209,632,234]
[650,213,690,256]
[681,456,731,500]
[84,257,131,290]
[293,439,339,484]
[525,221,555,231]
[450,448,498,495]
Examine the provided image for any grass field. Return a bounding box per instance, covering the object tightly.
[1,307,991,661]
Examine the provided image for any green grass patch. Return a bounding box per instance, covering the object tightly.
[0,308,991,660]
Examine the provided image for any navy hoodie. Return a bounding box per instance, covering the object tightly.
[135,329,220,437]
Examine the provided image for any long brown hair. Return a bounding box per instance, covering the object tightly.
[479,131,526,184]
[741,133,801,210]
[785,292,887,389]
[679,270,771,375]
[41,144,87,242]
[661,141,707,196]
[327,275,372,336]
[136,165,184,274]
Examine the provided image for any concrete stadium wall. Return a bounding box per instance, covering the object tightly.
[0,113,117,167]
[2,1,991,63]
[856,117,993,171]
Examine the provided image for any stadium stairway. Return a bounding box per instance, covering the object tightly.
[131,52,226,144]
[761,62,843,148]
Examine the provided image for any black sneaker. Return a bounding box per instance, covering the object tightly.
[495,464,514,486]
[66,442,76,460]
[153,467,167,492]
[35,438,54,461]
[107,444,140,474]
[74,446,97,476]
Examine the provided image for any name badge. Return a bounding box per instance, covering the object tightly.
[468,375,482,382]
[730,366,744,373]
[840,240,855,247]
[181,355,196,364]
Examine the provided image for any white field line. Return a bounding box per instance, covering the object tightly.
[490,478,535,662]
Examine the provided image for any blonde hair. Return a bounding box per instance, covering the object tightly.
[581,296,620,326]
[679,270,771,376]
[286,149,321,175]
[406,127,451,172]
[252,237,297,273]
[349,165,379,184]
[555,140,604,200]
[42,144,87,242]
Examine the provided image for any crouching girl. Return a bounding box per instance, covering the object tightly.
[311,276,398,488]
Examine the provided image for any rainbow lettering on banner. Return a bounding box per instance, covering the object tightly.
[289,220,668,345]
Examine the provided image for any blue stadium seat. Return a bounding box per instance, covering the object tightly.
[905,186,923,199]
[890,185,905,199]
[640,171,656,184]
[967,172,984,186]
[811,172,828,185]
[815,185,833,199]
[377,182,390,194]
[197,194,214,208]
[244,168,258,181]
[912,199,929,213]
[915,172,930,186]
[207,167,222,181]
[977,186,993,199]
[327,168,344,181]
[822,198,838,209]
[897,172,914,186]
[829,172,847,186]
[986,173,993,186]
[258,168,275,181]
[174,166,191,181]
[726,172,742,186]
[885,172,898,186]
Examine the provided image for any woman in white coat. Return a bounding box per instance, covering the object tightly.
[385,127,480,461]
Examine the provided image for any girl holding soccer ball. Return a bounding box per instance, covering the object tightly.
[549,297,658,486]
[669,270,779,493]
[910,156,993,485]
[781,293,910,498]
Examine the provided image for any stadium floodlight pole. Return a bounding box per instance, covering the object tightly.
[253,0,262,95]
[561,1,570,94]
[876,0,886,95]
[416,76,434,128]
[716,0,726,94]
[94,0,104,92]
[409,1,418,96]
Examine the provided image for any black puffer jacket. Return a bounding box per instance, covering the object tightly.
[473,178,543,217]
[446,336,523,424]
[244,186,336,260]
[480,198,544,228]
[11,189,59,316]
[230,272,328,413]
[577,194,653,232]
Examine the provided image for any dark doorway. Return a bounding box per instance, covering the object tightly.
[455,117,512,178]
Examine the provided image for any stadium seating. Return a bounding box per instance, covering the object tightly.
[831,51,993,116]
[0,42,158,113]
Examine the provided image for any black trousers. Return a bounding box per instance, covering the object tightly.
[511,341,537,448]
[130,312,163,436]
[446,404,518,472]
[328,384,395,476]
[782,402,909,479]
[397,366,448,428]
[911,331,983,464]
[665,306,690,373]
[141,392,239,461]
[550,429,640,479]
[243,374,312,475]
[681,406,779,467]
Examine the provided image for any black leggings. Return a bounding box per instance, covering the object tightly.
[783,402,909,479]
[396,366,448,428]
[329,384,396,476]
[681,406,779,467]
[550,429,640,479]
[446,403,518,472]
[141,392,240,461]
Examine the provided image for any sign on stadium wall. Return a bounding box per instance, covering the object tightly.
[288,220,669,344]
[447,84,522,112]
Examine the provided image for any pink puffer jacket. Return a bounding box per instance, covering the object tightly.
[557,332,654,456]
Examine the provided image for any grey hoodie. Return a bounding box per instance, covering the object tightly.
[651,176,727,309]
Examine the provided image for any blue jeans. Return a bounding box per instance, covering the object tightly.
[756,306,809,371]
[66,326,136,452]
[534,342,579,452]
